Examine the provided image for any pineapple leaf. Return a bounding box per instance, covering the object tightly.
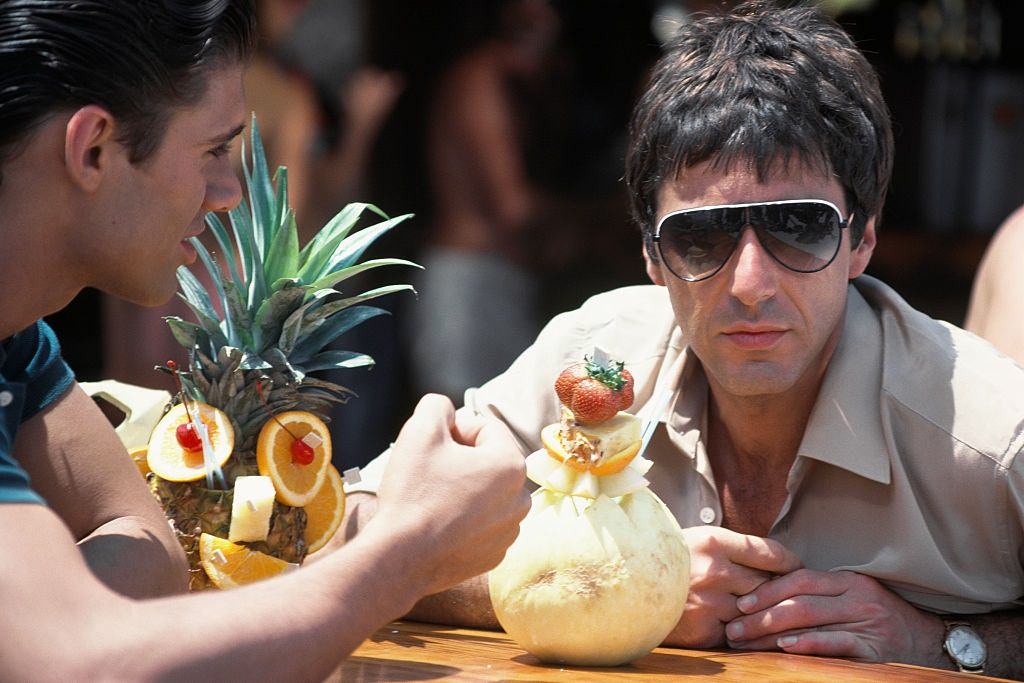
[187,238,236,342]
[248,117,276,255]
[239,350,272,370]
[262,346,304,383]
[176,266,219,325]
[290,305,390,363]
[227,198,267,309]
[277,303,306,356]
[223,280,253,349]
[305,258,421,294]
[304,284,415,325]
[297,202,388,278]
[320,214,413,276]
[252,285,306,352]
[205,212,244,288]
[274,165,289,228]
[164,316,201,350]
[297,351,375,373]
[264,208,300,285]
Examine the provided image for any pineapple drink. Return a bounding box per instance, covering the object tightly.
[146,118,418,589]
[489,357,690,666]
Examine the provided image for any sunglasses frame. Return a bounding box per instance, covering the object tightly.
[653,198,851,282]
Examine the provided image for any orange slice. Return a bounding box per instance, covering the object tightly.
[147,403,234,482]
[129,446,150,478]
[540,423,640,476]
[304,465,346,554]
[256,411,331,506]
[198,533,292,589]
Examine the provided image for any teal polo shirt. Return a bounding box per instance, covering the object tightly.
[0,320,75,505]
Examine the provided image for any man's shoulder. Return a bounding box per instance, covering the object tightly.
[859,278,1024,466]
[545,285,677,359]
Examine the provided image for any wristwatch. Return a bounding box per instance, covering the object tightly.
[942,620,986,674]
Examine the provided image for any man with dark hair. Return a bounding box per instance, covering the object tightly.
[0,1,528,679]
[349,1,1024,676]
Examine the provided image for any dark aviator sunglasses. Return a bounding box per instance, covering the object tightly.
[653,199,851,282]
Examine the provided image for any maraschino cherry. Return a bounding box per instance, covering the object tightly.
[168,361,204,453]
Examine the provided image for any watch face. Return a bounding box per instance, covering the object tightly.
[948,626,986,668]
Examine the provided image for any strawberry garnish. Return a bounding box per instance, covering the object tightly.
[555,356,634,425]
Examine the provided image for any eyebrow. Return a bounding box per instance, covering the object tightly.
[204,123,246,146]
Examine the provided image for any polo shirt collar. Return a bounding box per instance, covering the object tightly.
[798,283,891,484]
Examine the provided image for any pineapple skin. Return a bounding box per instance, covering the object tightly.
[150,467,308,591]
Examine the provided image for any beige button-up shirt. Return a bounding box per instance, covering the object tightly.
[353,275,1024,614]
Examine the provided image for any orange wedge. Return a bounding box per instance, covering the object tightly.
[198,533,292,589]
[540,423,640,476]
[129,446,150,478]
[256,411,331,506]
[147,403,234,482]
[304,465,346,554]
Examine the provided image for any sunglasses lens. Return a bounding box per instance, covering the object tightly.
[657,202,843,280]
[657,208,741,280]
[752,203,842,272]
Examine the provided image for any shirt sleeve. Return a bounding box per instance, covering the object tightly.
[346,285,675,496]
[0,320,75,505]
[5,320,76,420]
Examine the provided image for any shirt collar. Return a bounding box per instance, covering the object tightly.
[665,282,891,485]
[797,282,891,484]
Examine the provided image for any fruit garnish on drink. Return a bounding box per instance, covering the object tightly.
[526,354,650,498]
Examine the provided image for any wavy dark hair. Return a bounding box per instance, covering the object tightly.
[0,0,257,176]
[626,0,893,252]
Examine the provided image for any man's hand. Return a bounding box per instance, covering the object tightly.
[662,526,803,648]
[725,569,949,668]
[370,394,531,597]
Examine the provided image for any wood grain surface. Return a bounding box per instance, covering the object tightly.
[331,621,1001,682]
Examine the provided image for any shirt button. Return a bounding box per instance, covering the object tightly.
[0,391,12,408]
[699,506,716,524]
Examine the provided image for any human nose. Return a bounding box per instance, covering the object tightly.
[204,157,243,214]
[726,226,777,307]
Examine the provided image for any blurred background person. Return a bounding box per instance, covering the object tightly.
[406,0,561,401]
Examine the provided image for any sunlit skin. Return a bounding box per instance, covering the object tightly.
[76,65,246,306]
[644,160,876,470]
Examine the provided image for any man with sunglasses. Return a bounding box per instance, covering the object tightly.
[347,0,1024,676]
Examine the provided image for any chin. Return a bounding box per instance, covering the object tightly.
[711,361,802,397]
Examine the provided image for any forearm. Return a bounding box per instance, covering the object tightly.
[77,514,189,598]
[106,522,430,682]
[405,573,499,629]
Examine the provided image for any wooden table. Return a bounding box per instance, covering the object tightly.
[333,621,1001,682]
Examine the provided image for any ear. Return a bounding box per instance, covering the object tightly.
[64,105,119,192]
[848,216,877,279]
[642,241,666,286]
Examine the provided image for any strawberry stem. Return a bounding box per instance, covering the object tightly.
[584,356,627,391]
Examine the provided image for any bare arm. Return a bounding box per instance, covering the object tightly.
[0,394,529,681]
[965,206,1024,365]
[13,383,188,597]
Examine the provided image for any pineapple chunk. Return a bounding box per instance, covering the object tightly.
[229,476,276,542]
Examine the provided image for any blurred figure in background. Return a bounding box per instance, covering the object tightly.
[965,205,1024,365]
[407,0,560,400]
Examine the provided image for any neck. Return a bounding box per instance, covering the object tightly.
[706,320,844,471]
[0,128,83,338]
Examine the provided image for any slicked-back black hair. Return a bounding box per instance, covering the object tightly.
[0,0,257,178]
[626,0,892,254]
